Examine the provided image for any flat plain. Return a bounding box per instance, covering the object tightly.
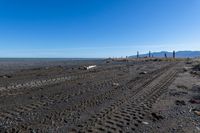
[0,58,199,133]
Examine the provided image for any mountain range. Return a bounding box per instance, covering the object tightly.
[129,51,200,58]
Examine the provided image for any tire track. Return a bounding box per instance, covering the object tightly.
[22,63,176,132]
[72,65,178,133]
[0,75,130,130]
[0,64,129,93]
[0,62,164,93]
[0,67,127,97]
[0,63,176,132]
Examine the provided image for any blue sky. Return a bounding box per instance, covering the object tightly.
[0,0,200,58]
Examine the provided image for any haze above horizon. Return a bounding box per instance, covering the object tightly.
[0,0,200,58]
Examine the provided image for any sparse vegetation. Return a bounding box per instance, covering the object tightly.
[177,85,188,90]
[192,64,200,71]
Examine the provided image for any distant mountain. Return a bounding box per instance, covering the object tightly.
[129,51,200,58]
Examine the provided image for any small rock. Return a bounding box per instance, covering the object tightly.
[189,99,200,104]
[112,83,120,86]
[142,121,149,125]
[139,71,147,74]
[175,100,186,106]
[1,75,12,78]
[186,61,192,64]
[191,71,198,75]
[184,66,192,70]
[172,128,176,131]
[194,111,200,116]
[151,112,164,120]
[106,60,110,63]
[77,82,82,85]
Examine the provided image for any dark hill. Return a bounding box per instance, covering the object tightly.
[129,51,200,58]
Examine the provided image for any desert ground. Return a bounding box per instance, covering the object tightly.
[0,58,199,133]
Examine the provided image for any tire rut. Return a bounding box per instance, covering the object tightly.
[0,62,177,132]
[71,64,178,133]
[21,63,176,132]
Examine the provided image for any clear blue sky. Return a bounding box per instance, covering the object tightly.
[0,0,200,58]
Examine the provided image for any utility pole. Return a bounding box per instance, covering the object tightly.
[137,51,139,58]
[165,53,167,58]
[149,51,151,58]
[173,50,176,58]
